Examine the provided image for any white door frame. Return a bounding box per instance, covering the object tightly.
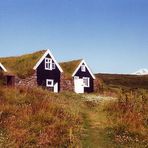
[54,82,58,93]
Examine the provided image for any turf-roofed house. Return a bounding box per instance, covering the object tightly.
[33,49,63,92]
[61,59,96,93]
[0,49,100,93]
[0,49,63,92]
[0,62,15,86]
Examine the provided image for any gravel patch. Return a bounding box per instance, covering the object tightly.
[82,94,117,102]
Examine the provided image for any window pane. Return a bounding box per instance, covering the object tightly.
[52,63,55,69]
[83,77,89,87]
[46,79,54,87]
[45,58,52,70]
[81,65,86,72]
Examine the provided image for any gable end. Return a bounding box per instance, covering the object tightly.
[72,60,95,79]
[33,49,63,73]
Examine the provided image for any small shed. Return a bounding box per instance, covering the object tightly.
[5,74,15,86]
[0,62,15,86]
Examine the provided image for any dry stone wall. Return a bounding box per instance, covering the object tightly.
[15,72,101,93]
[60,74,74,92]
[94,78,102,92]
[16,72,37,88]
[15,72,74,92]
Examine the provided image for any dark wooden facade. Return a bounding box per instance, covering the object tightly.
[0,72,15,87]
[36,54,61,92]
[6,75,15,86]
[74,63,94,93]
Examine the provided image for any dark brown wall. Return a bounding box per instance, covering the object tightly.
[74,63,94,93]
[6,76,15,86]
[36,54,61,92]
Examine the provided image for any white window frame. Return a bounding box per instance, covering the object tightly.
[83,77,90,87]
[46,79,54,87]
[45,58,52,70]
[81,65,86,72]
[74,76,79,79]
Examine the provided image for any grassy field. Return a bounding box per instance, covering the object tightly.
[0,87,83,147]
[0,51,148,147]
[0,86,148,147]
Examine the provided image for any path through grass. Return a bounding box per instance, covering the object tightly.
[80,98,116,148]
[80,94,148,148]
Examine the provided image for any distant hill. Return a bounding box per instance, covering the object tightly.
[95,73,148,89]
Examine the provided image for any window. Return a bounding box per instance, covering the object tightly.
[52,63,56,69]
[81,65,86,72]
[83,77,90,87]
[45,58,55,70]
[46,79,54,87]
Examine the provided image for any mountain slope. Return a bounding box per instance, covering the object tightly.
[131,68,148,75]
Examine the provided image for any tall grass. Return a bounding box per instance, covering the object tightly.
[0,87,82,147]
[104,89,148,146]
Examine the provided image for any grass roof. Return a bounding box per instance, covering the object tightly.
[60,59,82,79]
[0,50,45,78]
[0,50,81,79]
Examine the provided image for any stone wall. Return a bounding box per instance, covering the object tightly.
[15,72,101,93]
[94,78,102,92]
[16,72,37,88]
[15,72,74,92]
[60,74,74,92]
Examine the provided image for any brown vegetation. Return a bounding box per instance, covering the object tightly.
[96,73,148,89]
[104,89,148,146]
[0,87,82,147]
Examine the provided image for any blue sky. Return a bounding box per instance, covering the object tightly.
[0,0,148,73]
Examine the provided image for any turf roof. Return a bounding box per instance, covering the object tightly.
[60,59,82,79]
[0,50,45,78]
[0,50,81,79]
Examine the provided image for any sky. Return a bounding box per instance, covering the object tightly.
[0,0,148,74]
